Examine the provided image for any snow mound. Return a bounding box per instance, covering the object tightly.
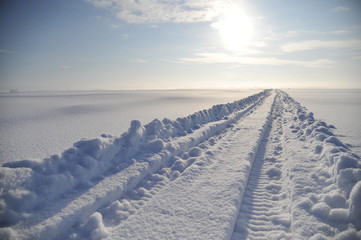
[188,147,202,157]
[349,181,361,229]
[82,212,108,240]
[284,93,361,235]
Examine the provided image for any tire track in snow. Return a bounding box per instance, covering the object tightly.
[62,94,272,239]
[4,91,270,240]
[97,91,277,240]
[232,92,292,240]
[3,90,361,239]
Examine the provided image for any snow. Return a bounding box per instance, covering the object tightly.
[285,89,361,156]
[0,90,259,164]
[1,89,361,239]
[104,90,276,240]
[349,181,361,228]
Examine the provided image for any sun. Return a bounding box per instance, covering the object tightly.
[212,5,254,52]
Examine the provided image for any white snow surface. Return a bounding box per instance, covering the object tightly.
[285,89,361,156]
[0,89,259,164]
[1,90,361,240]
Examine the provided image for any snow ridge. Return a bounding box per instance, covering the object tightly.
[0,90,270,239]
[282,93,361,239]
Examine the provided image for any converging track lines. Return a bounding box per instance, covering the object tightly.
[232,92,292,240]
[1,90,361,240]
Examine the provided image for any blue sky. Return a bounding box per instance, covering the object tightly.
[0,0,360,91]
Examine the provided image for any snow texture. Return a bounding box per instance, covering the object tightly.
[0,90,260,164]
[0,89,360,240]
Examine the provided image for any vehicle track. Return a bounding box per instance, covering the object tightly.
[231,92,292,240]
[57,91,276,240]
[3,89,360,240]
[60,92,272,239]
[6,91,270,240]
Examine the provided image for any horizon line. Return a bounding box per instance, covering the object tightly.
[1,87,361,94]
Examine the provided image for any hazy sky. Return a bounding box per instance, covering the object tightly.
[1,0,361,91]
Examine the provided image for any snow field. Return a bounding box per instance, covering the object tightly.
[0,91,270,239]
[0,89,360,239]
[285,89,361,157]
[0,90,260,164]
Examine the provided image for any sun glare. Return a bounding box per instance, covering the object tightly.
[212,5,254,52]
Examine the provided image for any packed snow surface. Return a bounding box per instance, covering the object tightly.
[1,90,361,239]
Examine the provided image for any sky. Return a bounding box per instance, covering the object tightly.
[0,0,361,91]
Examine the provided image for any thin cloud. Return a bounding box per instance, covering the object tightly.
[285,31,298,38]
[110,23,119,29]
[0,49,12,54]
[179,52,334,67]
[86,0,232,23]
[333,6,350,12]
[281,39,361,52]
[269,30,350,42]
[331,30,349,35]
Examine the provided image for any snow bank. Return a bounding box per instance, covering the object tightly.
[284,93,361,235]
[0,90,270,239]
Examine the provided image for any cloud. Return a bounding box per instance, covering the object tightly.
[254,42,267,48]
[86,0,233,23]
[58,65,72,69]
[0,49,12,54]
[285,31,298,38]
[331,30,349,35]
[179,52,334,67]
[281,39,361,52]
[110,23,119,29]
[122,33,129,39]
[333,6,350,12]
